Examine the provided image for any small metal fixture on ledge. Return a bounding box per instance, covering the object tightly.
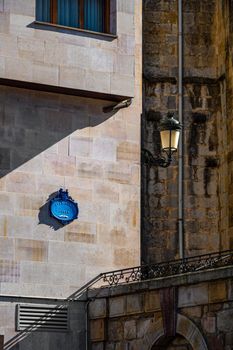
[142,112,182,168]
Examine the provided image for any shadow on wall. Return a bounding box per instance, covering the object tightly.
[0,84,115,178]
[38,191,64,230]
[0,84,116,230]
[0,85,118,348]
[3,302,85,350]
[3,275,102,350]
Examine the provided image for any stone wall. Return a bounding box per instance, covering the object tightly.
[0,0,135,97]
[0,297,86,350]
[0,1,142,348]
[0,83,141,300]
[0,0,142,301]
[142,0,232,262]
[88,267,233,350]
[224,0,233,250]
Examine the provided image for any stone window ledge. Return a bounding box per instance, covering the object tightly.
[34,21,118,40]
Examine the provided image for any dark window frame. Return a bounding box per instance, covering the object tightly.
[48,0,110,34]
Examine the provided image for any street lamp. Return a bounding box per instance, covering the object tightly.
[142,112,182,168]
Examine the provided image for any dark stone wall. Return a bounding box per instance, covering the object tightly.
[225,0,233,249]
[142,0,230,263]
[88,267,233,350]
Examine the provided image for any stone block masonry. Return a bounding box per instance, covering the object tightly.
[0,84,141,301]
[142,0,231,263]
[0,3,142,337]
[0,0,135,98]
[0,0,142,319]
[88,267,233,350]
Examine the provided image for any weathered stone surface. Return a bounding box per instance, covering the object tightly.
[0,1,141,348]
[0,79,141,298]
[225,333,233,347]
[108,320,124,341]
[126,294,143,314]
[209,281,227,303]
[177,314,208,350]
[93,182,119,203]
[142,0,229,262]
[89,274,233,349]
[109,297,125,318]
[113,248,139,267]
[6,172,36,193]
[89,299,107,319]
[90,319,105,342]
[124,320,136,340]
[69,137,93,158]
[65,222,96,243]
[145,291,161,312]
[0,1,4,12]
[15,239,48,262]
[228,279,233,301]
[117,142,139,161]
[178,283,208,307]
[43,154,76,176]
[0,304,15,328]
[181,306,202,319]
[202,314,216,334]
[0,237,14,260]
[91,343,104,350]
[217,309,233,332]
[0,3,135,97]
[136,318,152,339]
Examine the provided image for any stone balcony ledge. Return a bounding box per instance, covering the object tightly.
[88,265,233,299]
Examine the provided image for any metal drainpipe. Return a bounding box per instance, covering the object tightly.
[85,298,91,350]
[178,0,184,259]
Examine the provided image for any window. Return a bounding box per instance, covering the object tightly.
[36,0,110,34]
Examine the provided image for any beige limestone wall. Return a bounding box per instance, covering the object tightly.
[0,1,142,299]
[0,0,135,97]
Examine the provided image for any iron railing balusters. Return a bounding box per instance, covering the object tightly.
[89,249,233,290]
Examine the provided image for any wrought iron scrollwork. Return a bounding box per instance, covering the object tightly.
[142,148,172,168]
[91,250,233,289]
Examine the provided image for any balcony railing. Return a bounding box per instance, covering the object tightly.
[86,249,233,290]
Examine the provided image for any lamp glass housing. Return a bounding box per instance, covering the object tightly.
[160,129,180,152]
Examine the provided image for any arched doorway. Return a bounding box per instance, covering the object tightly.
[152,334,193,349]
[143,314,208,350]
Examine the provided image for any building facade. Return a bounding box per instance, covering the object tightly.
[88,1,233,349]
[1,0,233,349]
[0,0,142,348]
[142,0,233,263]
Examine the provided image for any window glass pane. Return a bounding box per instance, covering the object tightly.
[57,0,79,27]
[36,0,51,22]
[84,0,104,32]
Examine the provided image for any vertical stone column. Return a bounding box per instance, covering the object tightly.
[224,0,233,249]
[142,0,179,263]
[142,0,228,262]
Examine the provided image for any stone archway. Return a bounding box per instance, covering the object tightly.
[152,334,193,349]
[164,335,193,349]
[142,314,208,350]
[175,314,208,350]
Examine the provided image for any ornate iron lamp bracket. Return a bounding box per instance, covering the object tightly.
[142,112,181,168]
[142,148,173,168]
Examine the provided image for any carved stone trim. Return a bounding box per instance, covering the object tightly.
[160,287,178,337]
[144,313,208,350]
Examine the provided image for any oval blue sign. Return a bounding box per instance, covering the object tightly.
[50,189,79,224]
